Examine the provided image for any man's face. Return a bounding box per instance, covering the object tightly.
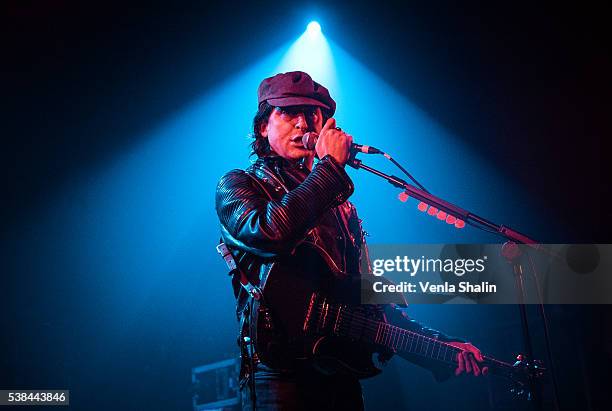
[261,105,323,161]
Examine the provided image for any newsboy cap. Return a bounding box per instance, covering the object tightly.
[257,71,336,116]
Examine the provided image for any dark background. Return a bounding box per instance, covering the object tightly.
[2,1,611,410]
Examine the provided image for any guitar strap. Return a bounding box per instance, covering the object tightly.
[215,166,279,300]
[216,242,263,301]
[219,167,280,393]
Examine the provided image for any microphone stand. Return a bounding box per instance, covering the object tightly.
[348,155,560,410]
[348,156,539,247]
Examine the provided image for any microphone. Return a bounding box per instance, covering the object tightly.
[302,132,382,154]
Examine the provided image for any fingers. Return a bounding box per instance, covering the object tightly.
[468,353,480,376]
[456,351,484,377]
[321,117,336,133]
[470,347,484,362]
[469,348,484,376]
[315,119,352,166]
[455,351,465,376]
[450,342,487,378]
[464,352,473,374]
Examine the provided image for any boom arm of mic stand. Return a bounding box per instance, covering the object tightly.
[348,157,541,247]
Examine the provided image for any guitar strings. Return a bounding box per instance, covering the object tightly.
[309,303,460,365]
[320,304,512,371]
[308,303,514,371]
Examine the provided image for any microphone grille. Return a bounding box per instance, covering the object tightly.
[302,132,318,150]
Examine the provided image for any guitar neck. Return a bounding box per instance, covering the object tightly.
[304,295,517,380]
[372,321,516,379]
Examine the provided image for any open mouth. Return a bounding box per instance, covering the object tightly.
[290,135,308,148]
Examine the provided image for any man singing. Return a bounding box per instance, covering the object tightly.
[215,71,485,410]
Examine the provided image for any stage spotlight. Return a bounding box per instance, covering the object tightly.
[307,21,321,34]
[275,20,335,89]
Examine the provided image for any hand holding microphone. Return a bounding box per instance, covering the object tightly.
[302,118,382,167]
[311,118,353,166]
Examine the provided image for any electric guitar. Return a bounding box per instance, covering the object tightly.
[252,242,544,397]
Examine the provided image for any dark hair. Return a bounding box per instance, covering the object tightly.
[249,102,332,158]
[250,102,275,157]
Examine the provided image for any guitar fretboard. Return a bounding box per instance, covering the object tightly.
[304,293,517,378]
[374,322,460,365]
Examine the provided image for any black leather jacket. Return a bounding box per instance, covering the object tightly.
[215,154,460,378]
[216,155,364,300]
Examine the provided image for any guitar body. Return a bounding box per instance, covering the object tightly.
[253,242,383,378]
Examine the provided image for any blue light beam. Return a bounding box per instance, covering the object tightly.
[275,21,338,97]
[307,21,321,34]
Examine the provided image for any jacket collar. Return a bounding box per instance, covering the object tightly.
[255,155,308,170]
[248,155,311,193]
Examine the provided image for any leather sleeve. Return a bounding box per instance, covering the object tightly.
[215,155,354,257]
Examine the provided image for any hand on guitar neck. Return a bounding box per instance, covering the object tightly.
[447,341,489,377]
